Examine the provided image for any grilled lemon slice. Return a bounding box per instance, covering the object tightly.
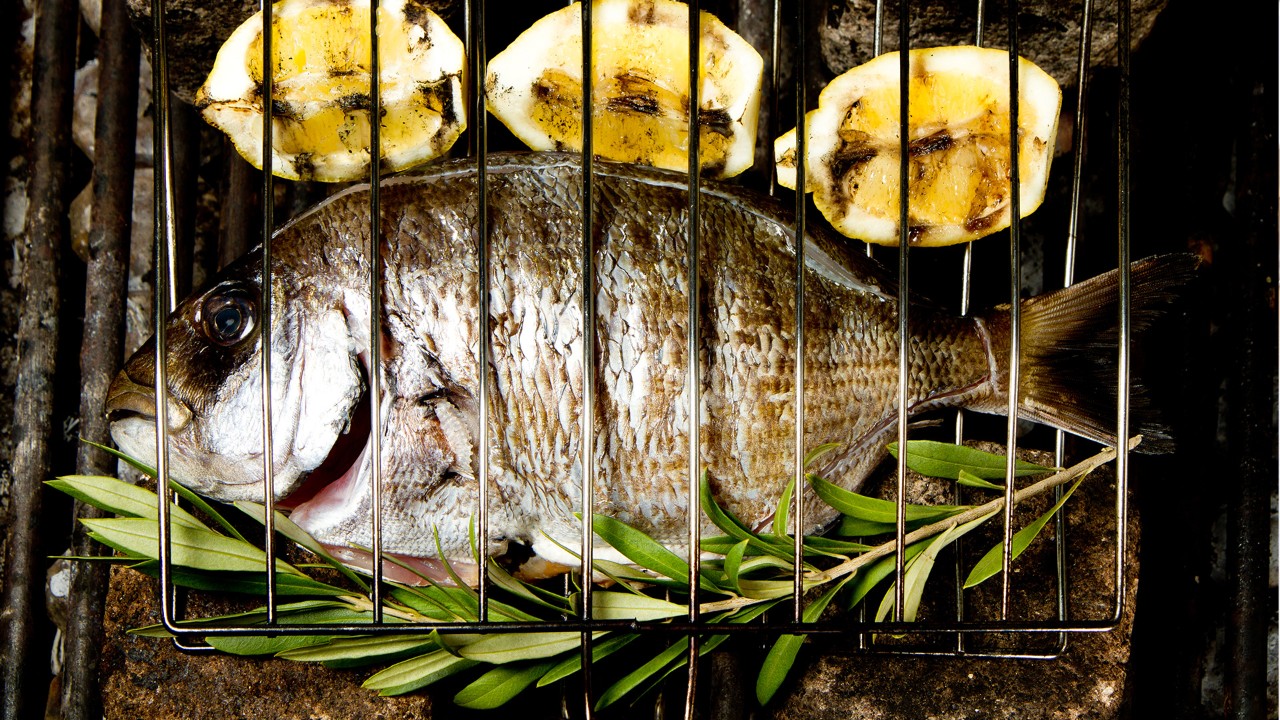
[485,0,763,179]
[776,47,1061,247]
[196,0,467,182]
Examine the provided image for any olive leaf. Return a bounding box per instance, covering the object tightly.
[277,634,442,664]
[128,560,350,597]
[47,476,206,530]
[484,559,572,614]
[809,474,969,525]
[458,631,607,665]
[235,500,369,591]
[964,479,1083,588]
[589,591,687,621]
[887,440,1057,480]
[588,513,692,585]
[82,517,305,576]
[755,575,853,706]
[454,661,558,710]
[876,511,997,622]
[956,469,1005,490]
[722,539,749,595]
[363,648,481,696]
[537,633,639,687]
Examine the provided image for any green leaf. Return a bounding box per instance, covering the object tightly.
[887,440,1057,480]
[591,592,686,621]
[128,600,351,637]
[203,606,382,656]
[589,513,690,585]
[234,501,369,591]
[964,479,1083,588]
[877,511,997,622]
[47,476,206,530]
[390,585,476,622]
[844,542,929,610]
[128,561,350,597]
[484,559,572,615]
[208,634,332,656]
[957,469,1005,490]
[433,526,479,602]
[165,480,248,543]
[755,576,852,706]
[537,634,638,687]
[772,474,795,538]
[454,661,557,709]
[596,638,691,710]
[278,634,440,663]
[801,536,872,555]
[722,540,749,595]
[458,631,606,664]
[809,474,968,525]
[80,439,156,477]
[82,517,303,576]
[363,648,481,696]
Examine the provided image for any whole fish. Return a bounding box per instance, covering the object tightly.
[105,153,1192,584]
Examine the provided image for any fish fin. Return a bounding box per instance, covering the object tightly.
[980,254,1200,454]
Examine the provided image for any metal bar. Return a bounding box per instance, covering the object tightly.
[684,0,703,716]
[151,0,184,636]
[63,0,140,716]
[579,1,597,713]
[368,0,385,624]
[767,0,780,196]
[891,0,911,623]
[150,616,1126,637]
[258,0,280,626]
[1110,0,1131,625]
[790,0,808,624]
[466,0,491,625]
[1048,0,1096,643]
[0,0,77,715]
[999,0,1022,620]
[952,0,987,652]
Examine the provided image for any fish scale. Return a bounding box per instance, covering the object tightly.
[107,153,1192,580]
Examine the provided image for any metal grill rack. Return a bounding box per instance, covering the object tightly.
[147,0,1130,697]
[19,0,1276,719]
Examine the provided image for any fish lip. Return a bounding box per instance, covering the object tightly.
[104,372,193,432]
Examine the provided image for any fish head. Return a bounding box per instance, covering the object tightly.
[105,250,367,505]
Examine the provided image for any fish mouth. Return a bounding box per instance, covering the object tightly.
[104,371,193,432]
[278,384,372,512]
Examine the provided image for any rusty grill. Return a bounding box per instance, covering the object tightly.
[2,0,1274,719]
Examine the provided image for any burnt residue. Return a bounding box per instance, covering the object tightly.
[908,130,954,157]
[292,152,317,180]
[418,75,459,126]
[963,210,1001,235]
[829,137,878,184]
[607,93,660,116]
[270,97,297,120]
[337,92,372,112]
[628,0,658,25]
[698,107,734,137]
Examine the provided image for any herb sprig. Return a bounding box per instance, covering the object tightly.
[56,439,1131,709]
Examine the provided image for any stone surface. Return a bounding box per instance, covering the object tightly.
[819,0,1169,90]
[99,566,433,720]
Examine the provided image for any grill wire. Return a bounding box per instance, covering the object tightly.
[31,0,1166,715]
[143,0,1136,686]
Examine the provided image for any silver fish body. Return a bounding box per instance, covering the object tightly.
[105,153,1190,581]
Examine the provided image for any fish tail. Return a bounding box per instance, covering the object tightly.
[976,254,1200,453]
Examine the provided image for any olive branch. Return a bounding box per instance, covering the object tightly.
[53,438,1129,709]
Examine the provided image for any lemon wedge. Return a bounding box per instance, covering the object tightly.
[485,0,763,179]
[776,47,1061,247]
[196,0,467,182]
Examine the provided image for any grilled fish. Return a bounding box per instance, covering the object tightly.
[105,153,1192,584]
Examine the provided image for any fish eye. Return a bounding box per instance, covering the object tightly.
[200,289,256,346]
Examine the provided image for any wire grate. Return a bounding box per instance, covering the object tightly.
[142,0,1134,709]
